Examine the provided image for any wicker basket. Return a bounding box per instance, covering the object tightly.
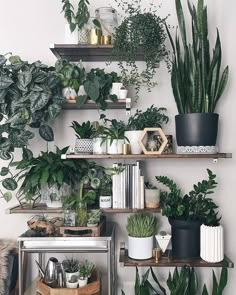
[36,270,100,295]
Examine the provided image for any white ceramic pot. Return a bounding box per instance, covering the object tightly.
[77,85,86,96]
[41,184,70,208]
[145,189,161,208]
[200,224,224,263]
[99,196,112,208]
[65,24,78,44]
[107,139,124,154]
[63,87,77,100]
[67,281,79,288]
[78,277,88,287]
[119,88,128,99]
[124,130,144,154]
[128,236,153,260]
[65,271,79,283]
[75,138,93,154]
[110,82,123,96]
[93,137,107,154]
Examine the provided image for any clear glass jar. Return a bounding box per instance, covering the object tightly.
[95,7,118,43]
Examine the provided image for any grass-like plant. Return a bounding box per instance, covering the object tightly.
[79,260,95,279]
[127,213,157,237]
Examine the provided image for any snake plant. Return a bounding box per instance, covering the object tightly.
[166,0,229,114]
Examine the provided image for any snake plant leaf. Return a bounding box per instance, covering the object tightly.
[214,66,229,107]
[175,0,187,47]
[187,268,198,295]
[3,192,12,202]
[218,268,228,294]
[39,124,54,142]
[2,178,18,191]
[202,285,209,295]
[134,267,141,294]
[0,167,9,176]
[150,267,167,295]
[212,270,218,294]
[0,75,14,89]
[0,151,11,160]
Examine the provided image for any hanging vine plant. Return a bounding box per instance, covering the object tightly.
[0,53,64,201]
[112,0,169,100]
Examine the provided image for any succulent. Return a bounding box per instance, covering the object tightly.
[62,257,80,273]
[127,213,157,237]
[79,260,95,279]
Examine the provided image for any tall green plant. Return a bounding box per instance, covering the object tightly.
[166,0,229,113]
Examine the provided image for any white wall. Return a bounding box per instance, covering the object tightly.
[0,0,235,293]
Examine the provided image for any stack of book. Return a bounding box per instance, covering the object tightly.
[112,162,144,209]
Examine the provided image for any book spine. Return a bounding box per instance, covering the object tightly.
[132,165,136,208]
[140,176,145,209]
[136,161,140,209]
[112,163,117,208]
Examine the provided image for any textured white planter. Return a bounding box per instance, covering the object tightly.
[65,24,78,44]
[200,224,224,263]
[107,139,124,154]
[78,277,88,287]
[145,189,160,208]
[128,236,153,260]
[119,89,128,99]
[125,131,144,154]
[75,138,93,154]
[65,271,79,287]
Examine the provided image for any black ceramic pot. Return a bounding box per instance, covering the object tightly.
[169,218,202,258]
[175,113,219,146]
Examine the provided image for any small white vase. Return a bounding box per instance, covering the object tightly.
[65,271,79,287]
[99,195,112,208]
[78,277,88,287]
[64,24,78,44]
[119,88,128,99]
[66,280,79,288]
[110,82,123,96]
[128,236,153,260]
[63,87,77,100]
[200,224,224,263]
[107,139,124,154]
[125,131,144,154]
[77,85,86,96]
[93,137,107,154]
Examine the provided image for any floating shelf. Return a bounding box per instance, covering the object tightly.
[62,99,126,110]
[62,153,232,160]
[119,247,234,268]
[5,204,161,214]
[50,44,144,62]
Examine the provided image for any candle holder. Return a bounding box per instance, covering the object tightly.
[122,143,131,155]
[152,247,161,263]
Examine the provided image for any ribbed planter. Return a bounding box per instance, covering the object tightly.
[128,236,153,260]
[175,113,219,146]
[169,219,202,258]
[200,224,224,263]
[75,138,93,154]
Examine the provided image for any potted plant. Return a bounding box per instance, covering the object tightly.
[99,173,112,208]
[200,210,223,263]
[127,213,157,260]
[112,0,169,100]
[62,257,80,286]
[71,120,97,154]
[87,209,102,227]
[78,260,95,287]
[102,118,128,154]
[166,0,229,153]
[156,169,219,258]
[144,182,160,209]
[125,105,169,154]
[67,275,79,288]
[55,59,85,100]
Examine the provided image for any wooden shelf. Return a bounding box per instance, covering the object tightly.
[62,153,232,160]
[62,99,126,110]
[50,44,144,62]
[119,247,234,268]
[6,204,161,214]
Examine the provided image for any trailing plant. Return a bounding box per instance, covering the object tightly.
[112,0,169,100]
[79,260,95,279]
[127,213,157,237]
[62,257,80,273]
[55,59,85,92]
[127,105,169,130]
[166,0,229,114]
[71,121,97,139]
[145,181,157,190]
[156,169,221,225]
[76,68,120,110]
[0,54,64,201]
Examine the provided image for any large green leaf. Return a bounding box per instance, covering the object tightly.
[48,104,62,119]
[40,169,49,187]
[18,71,32,88]
[84,78,100,101]
[0,75,13,89]
[39,124,54,142]
[31,92,50,112]
[3,192,12,202]
[2,178,17,191]
[0,167,9,176]
[22,148,33,160]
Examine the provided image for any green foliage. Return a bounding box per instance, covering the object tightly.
[156,169,221,225]
[101,117,128,145]
[112,0,169,99]
[55,59,85,92]
[127,213,157,237]
[77,68,120,110]
[127,105,169,131]
[62,257,80,273]
[71,121,97,139]
[145,181,157,190]
[87,209,102,225]
[202,268,228,295]
[166,0,229,114]
[79,260,95,279]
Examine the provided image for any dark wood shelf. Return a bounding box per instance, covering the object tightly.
[5,204,161,214]
[62,153,232,160]
[50,44,144,62]
[119,248,234,268]
[62,99,126,110]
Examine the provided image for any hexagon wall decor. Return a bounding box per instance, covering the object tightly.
[138,128,168,155]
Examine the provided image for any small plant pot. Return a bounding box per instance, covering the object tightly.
[119,88,128,99]
[145,189,160,208]
[66,280,79,288]
[128,236,153,260]
[125,131,147,154]
[65,271,79,283]
[63,87,77,100]
[107,139,124,154]
[75,138,93,154]
[87,222,98,227]
[93,137,107,154]
[99,195,112,208]
[200,224,224,263]
[42,184,70,208]
[78,277,88,287]
[110,82,123,96]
